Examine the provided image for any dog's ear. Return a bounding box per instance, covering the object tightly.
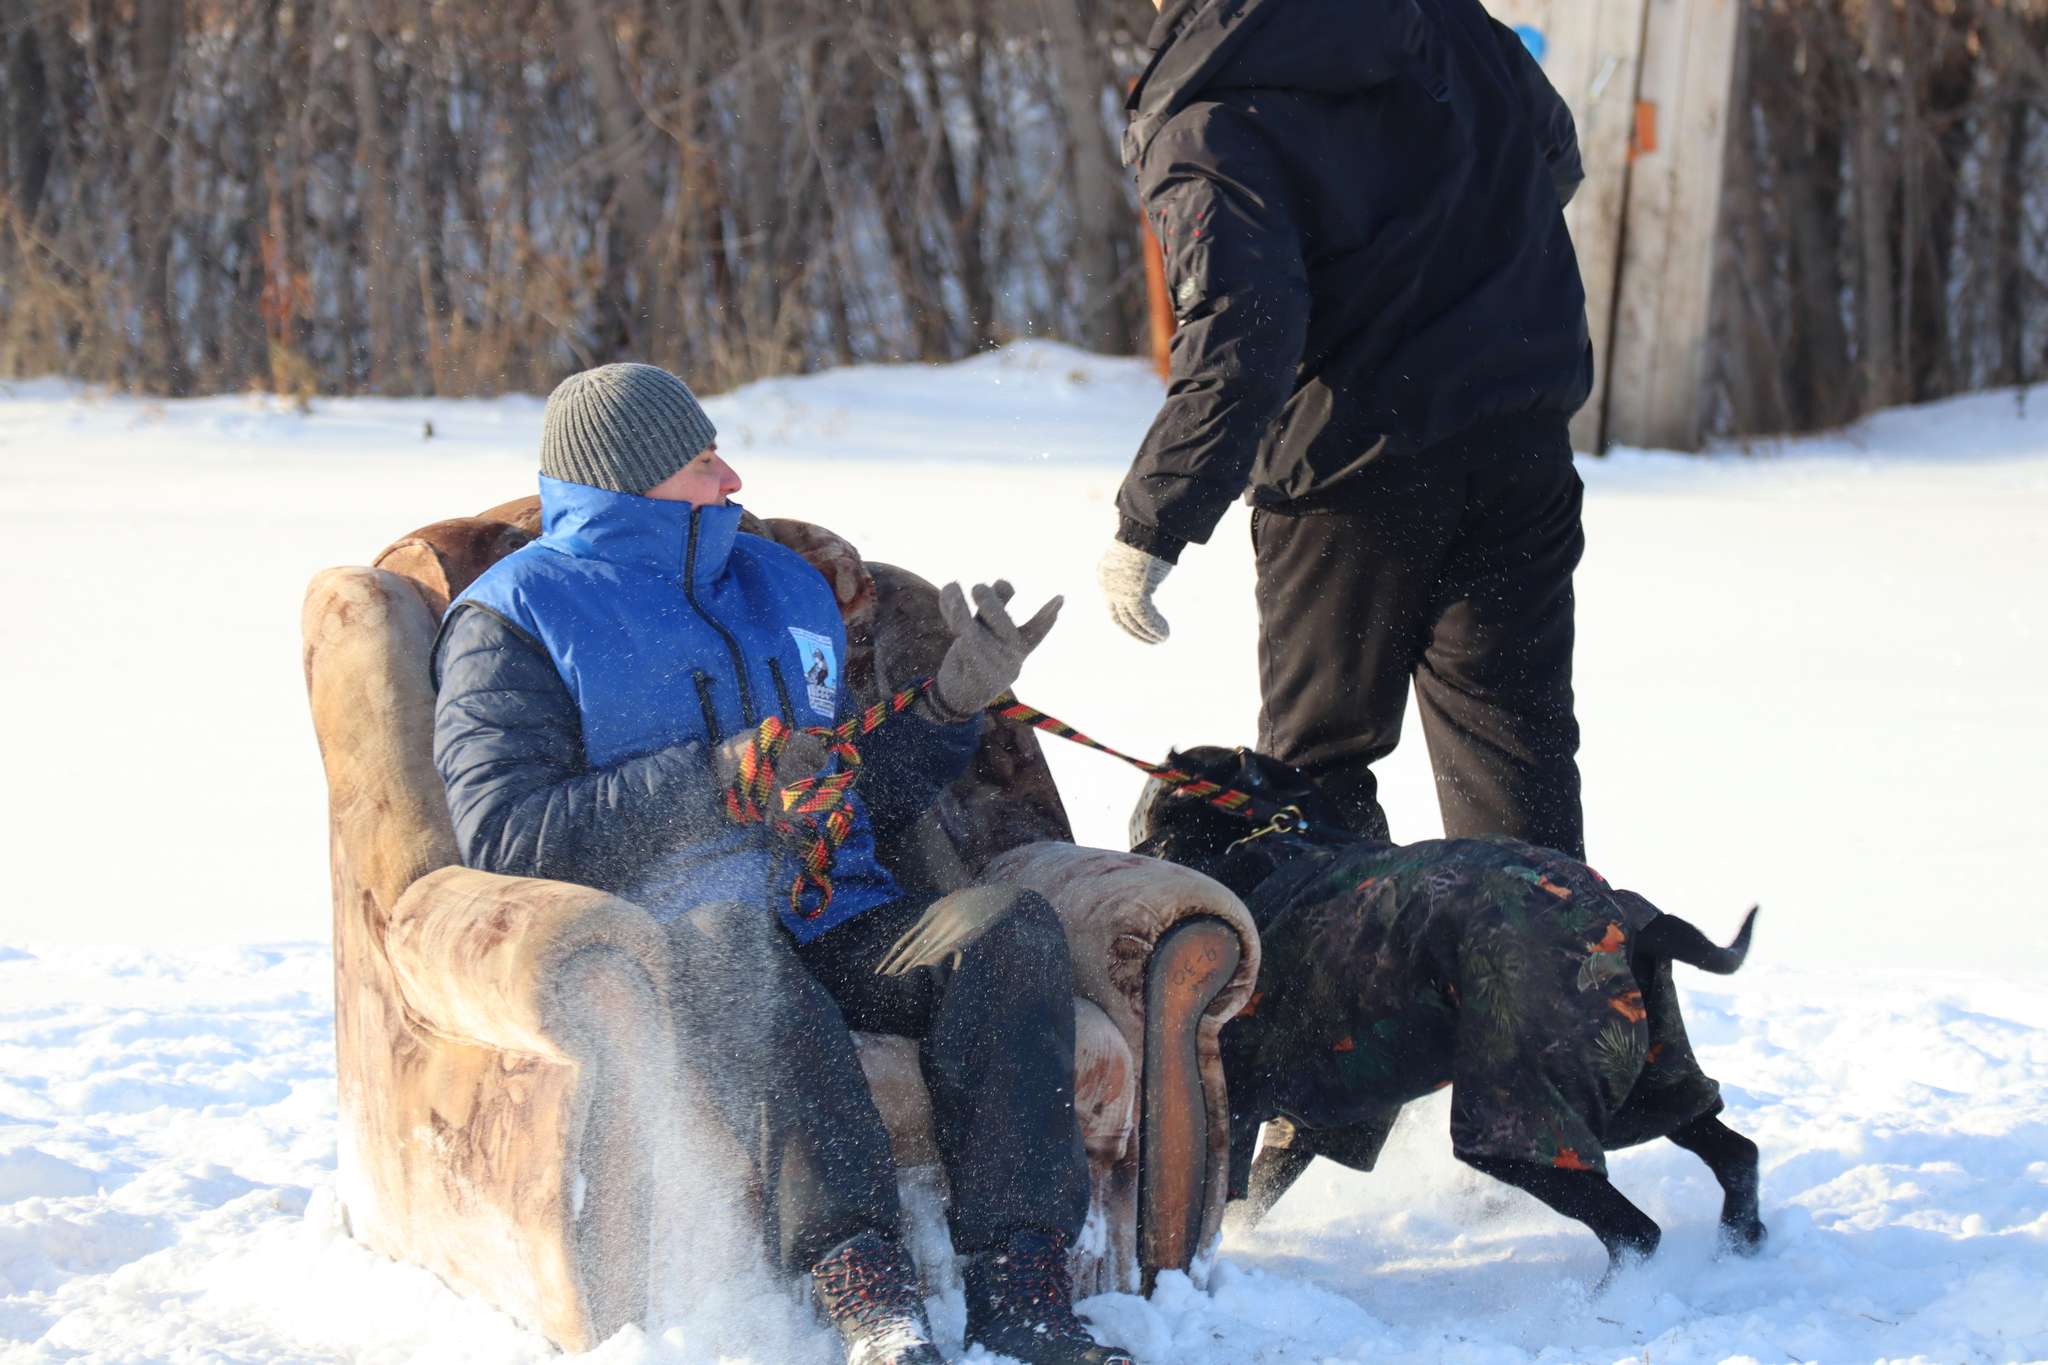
[1223,748,1352,832]
[1168,745,1239,776]
[1129,774,1169,850]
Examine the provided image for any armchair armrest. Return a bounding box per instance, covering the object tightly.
[981,843,1258,1037]
[302,566,459,919]
[359,864,694,1349]
[384,865,673,1056]
[981,843,1258,1284]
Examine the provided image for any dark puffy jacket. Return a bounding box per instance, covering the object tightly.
[1115,0,1591,557]
[432,478,980,942]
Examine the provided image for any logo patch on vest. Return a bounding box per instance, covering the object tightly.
[788,628,838,717]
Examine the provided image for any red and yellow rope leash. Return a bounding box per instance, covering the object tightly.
[727,683,1308,918]
[723,680,932,917]
[993,697,1266,816]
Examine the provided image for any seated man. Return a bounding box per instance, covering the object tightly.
[432,363,1132,1365]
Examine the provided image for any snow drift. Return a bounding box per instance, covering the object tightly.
[2,345,2045,1363]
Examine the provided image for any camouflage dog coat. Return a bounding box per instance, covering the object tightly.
[1223,834,1725,1190]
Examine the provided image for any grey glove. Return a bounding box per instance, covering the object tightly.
[875,885,1018,976]
[710,727,830,810]
[922,580,1062,725]
[1098,540,1173,644]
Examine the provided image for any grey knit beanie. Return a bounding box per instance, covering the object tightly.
[539,363,719,494]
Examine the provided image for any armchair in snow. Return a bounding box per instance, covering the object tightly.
[301,497,1259,1351]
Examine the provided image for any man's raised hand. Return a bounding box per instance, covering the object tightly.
[921,580,1062,724]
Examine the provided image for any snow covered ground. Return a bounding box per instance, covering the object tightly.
[1,345,2044,1364]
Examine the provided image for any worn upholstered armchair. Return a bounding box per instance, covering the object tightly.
[301,496,1258,1351]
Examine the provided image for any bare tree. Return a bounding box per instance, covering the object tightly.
[1711,0,2048,437]
[9,0,2038,431]
[0,0,1156,396]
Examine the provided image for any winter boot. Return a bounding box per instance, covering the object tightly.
[962,1230,1135,1365]
[810,1230,944,1365]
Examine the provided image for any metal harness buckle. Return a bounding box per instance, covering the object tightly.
[1225,804,1304,855]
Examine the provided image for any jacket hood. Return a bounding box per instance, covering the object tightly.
[1124,0,1441,165]
[536,473,746,580]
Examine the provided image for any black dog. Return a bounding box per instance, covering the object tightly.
[1132,746,1765,1278]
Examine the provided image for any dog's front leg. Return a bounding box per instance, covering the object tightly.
[1463,1155,1661,1281]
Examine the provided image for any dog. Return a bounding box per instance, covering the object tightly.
[1130,746,1765,1278]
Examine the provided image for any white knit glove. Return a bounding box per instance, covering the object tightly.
[1097,540,1174,644]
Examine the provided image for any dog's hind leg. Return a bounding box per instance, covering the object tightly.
[1463,1155,1660,1281]
[1668,1113,1765,1255]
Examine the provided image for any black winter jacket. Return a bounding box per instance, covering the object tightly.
[432,605,977,901]
[1115,0,1592,557]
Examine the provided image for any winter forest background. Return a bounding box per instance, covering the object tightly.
[1,0,2046,438]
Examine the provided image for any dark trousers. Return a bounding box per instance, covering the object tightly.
[665,886,1090,1275]
[1251,456,1586,858]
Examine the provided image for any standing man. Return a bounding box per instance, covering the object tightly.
[1098,0,1593,858]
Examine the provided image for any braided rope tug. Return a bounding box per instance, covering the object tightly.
[724,681,1348,916]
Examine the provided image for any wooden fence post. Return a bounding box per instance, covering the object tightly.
[1489,0,1743,452]
[1141,214,1174,380]
[1531,0,1655,453]
[1601,0,1745,449]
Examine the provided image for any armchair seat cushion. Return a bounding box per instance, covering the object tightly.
[854,998,1134,1172]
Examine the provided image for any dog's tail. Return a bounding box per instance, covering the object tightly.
[1636,906,1758,974]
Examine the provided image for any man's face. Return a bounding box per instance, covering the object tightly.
[643,444,743,505]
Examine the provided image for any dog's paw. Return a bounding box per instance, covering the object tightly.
[1593,1229,1660,1292]
[1718,1216,1767,1258]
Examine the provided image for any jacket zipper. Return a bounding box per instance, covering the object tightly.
[693,670,724,744]
[767,658,797,723]
[682,504,758,727]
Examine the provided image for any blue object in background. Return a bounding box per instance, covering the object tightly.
[1513,24,1547,62]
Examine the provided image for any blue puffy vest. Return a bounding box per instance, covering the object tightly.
[455,476,900,941]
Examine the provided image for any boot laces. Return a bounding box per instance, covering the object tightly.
[814,1233,926,1339]
[986,1233,1092,1340]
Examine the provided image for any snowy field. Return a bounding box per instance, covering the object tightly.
[1,344,2045,1365]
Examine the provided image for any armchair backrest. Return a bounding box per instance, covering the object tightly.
[302,565,459,922]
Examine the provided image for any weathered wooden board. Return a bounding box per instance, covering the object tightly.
[1485,0,1743,452]
[1486,0,1652,454]
[1604,0,1745,450]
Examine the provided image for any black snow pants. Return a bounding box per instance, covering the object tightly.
[664,885,1090,1276]
[1251,454,1586,858]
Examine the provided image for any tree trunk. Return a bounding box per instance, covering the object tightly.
[350,4,406,392]
[1907,26,1972,402]
[563,0,662,361]
[131,0,187,395]
[5,3,53,222]
[1044,0,1131,354]
[1993,98,2027,387]
[1854,0,1897,410]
